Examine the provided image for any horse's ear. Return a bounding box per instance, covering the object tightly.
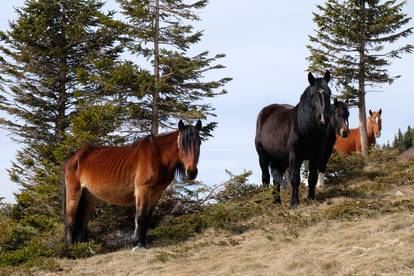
[334,98,339,106]
[369,110,373,116]
[195,119,202,131]
[308,72,315,86]
[379,109,382,115]
[324,70,331,83]
[178,120,185,132]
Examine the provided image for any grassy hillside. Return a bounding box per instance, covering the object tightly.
[2,149,414,275]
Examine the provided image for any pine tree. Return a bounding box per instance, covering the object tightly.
[402,125,413,149]
[307,0,413,156]
[0,0,123,219]
[117,0,231,136]
[393,128,404,149]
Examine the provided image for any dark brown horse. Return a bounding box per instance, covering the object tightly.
[63,120,202,251]
[316,99,350,187]
[255,71,331,207]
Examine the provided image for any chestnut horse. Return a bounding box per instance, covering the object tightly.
[255,71,331,207]
[63,120,202,251]
[334,109,382,153]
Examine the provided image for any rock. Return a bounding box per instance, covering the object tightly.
[395,191,404,197]
[401,147,414,161]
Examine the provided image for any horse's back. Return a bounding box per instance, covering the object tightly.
[255,104,295,164]
[334,128,360,153]
[256,104,294,133]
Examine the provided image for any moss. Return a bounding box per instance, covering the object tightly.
[68,242,102,259]
[149,196,266,245]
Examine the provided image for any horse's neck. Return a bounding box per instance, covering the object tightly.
[296,99,319,133]
[367,122,376,145]
[154,131,180,170]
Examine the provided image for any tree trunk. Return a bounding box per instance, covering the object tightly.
[56,3,67,143]
[56,71,67,142]
[358,83,369,156]
[151,0,160,135]
[358,0,369,157]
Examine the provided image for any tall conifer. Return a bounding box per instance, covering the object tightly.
[117,0,231,135]
[0,0,123,217]
[307,0,413,156]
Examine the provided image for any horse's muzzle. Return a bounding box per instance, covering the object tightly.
[340,128,350,138]
[318,114,326,126]
[186,168,198,180]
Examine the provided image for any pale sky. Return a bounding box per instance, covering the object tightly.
[1,1,413,202]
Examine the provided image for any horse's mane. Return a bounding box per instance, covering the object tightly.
[296,82,320,133]
[129,128,197,180]
[179,126,200,151]
[130,134,153,147]
[130,130,178,147]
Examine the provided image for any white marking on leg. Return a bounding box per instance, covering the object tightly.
[317,173,325,187]
[132,246,145,252]
[303,175,309,187]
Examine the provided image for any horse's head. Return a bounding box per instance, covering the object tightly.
[368,109,382,138]
[177,119,202,180]
[331,98,350,138]
[308,71,331,126]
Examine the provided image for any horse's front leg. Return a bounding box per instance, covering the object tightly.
[132,185,153,251]
[288,156,302,208]
[132,207,153,251]
[307,160,319,201]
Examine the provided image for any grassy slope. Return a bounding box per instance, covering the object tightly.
[15,150,414,275]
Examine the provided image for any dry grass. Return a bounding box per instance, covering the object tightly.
[24,151,414,275]
[48,210,414,276]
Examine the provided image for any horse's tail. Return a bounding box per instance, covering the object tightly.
[62,148,79,227]
[62,162,66,227]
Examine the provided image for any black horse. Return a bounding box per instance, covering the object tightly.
[316,99,350,187]
[255,71,331,207]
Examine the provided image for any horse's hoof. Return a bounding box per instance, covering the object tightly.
[289,203,298,209]
[273,197,281,204]
[306,199,315,206]
[131,245,146,252]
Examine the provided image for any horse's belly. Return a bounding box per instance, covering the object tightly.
[81,176,135,206]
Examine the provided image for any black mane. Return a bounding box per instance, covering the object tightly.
[176,124,201,180]
[179,125,201,151]
[297,78,331,133]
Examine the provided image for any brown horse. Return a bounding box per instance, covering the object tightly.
[334,109,382,153]
[63,120,202,251]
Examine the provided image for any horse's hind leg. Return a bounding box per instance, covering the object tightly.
[270,166,283,204]
[258,152,270,187]
[73,189,97,243]
[288,156,302,208]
